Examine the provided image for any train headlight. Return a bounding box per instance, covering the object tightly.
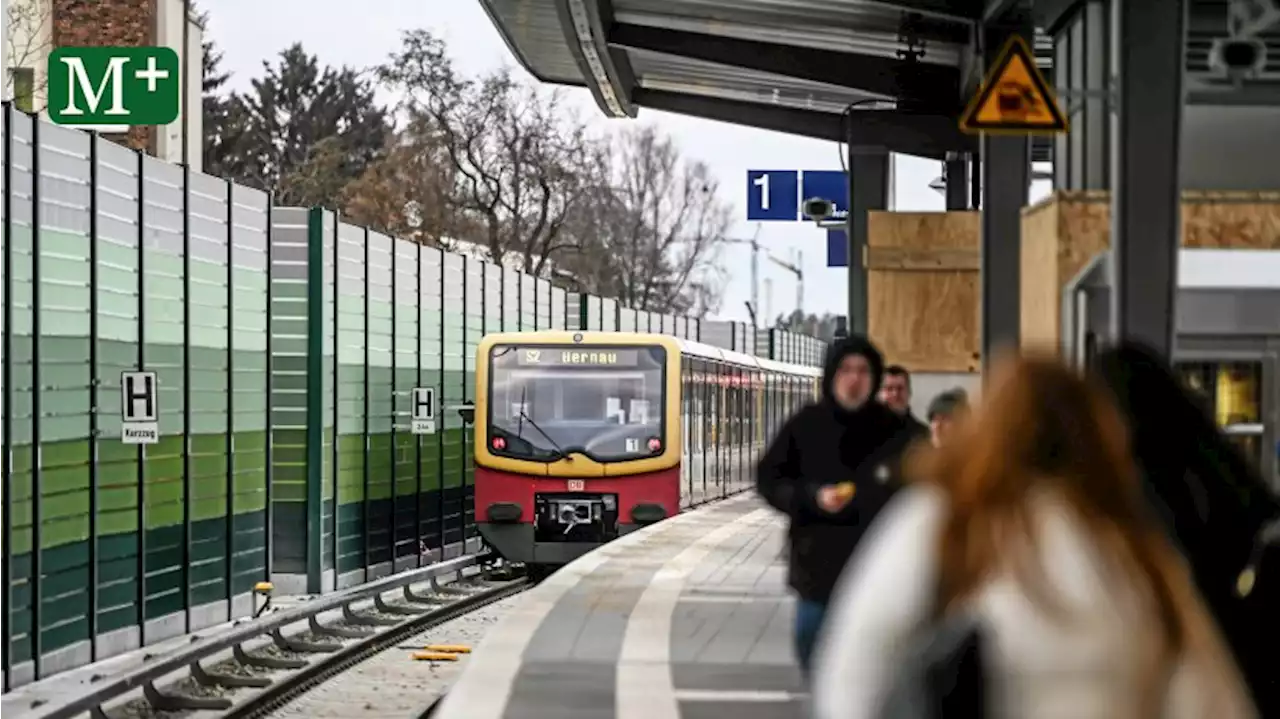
[647,437,662,452]
[492,437,506,450]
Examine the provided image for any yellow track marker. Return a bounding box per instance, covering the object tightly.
[412,651,460,662]
[424,644,471,654]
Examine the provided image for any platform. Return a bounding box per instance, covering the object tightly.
[439,492,803,719]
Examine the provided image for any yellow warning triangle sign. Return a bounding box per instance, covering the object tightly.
[959,36,1068,136]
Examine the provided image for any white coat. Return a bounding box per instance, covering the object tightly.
[811,485,1257,719]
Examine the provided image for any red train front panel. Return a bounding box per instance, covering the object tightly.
[472,334,684,567]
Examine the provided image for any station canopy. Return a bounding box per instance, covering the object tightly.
[479,0,1057,161]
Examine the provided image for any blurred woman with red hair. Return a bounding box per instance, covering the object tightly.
[811,355,1255,718]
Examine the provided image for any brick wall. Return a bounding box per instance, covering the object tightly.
[53,0,155,151]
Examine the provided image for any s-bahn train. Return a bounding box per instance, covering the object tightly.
[473,331,822,572]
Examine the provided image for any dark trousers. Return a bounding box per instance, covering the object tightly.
[793,598,827,678]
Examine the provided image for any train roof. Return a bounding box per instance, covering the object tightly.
[477,331,823,377]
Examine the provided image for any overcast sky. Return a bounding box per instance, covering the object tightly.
[209,0,1051,323]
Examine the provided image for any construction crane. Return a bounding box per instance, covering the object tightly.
[724,227,804,328]
[768,250,804,320]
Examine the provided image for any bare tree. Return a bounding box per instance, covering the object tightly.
[377,30,594,275]
[566,125,731,317]
[341,114,464,248]
[5,0,53,111]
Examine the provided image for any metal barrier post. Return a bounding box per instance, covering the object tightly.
[362,225,372,575]
[224,177,236,620]
[436,249,445,557]
[181,162,192,633]
[135,148,147,647]
[2,101,14,691]
[304,207,325,594]
[29,110,45,678]
[264,191,275,583]
[88,131,101,660]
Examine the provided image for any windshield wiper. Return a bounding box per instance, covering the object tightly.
[513,386,570,460]
[516,386,527,439]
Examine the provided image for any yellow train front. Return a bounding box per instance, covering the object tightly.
[474,331,821,573]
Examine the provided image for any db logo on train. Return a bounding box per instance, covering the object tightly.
[567,479,586,492]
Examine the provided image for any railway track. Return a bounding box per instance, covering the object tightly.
[15,554,528,719]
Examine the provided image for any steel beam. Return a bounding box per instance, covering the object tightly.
[551,0,636,118]
[631,89,975,158]
[847,149,891,336]
[970,153,982,211]
[1052,0,1111,190]
[1039,0,1262,36]
[1110,0,1187,357]
[871,0,986,24]
[945,154,970,210]
[980,23,1032,369]
[983,0,1025,24]
[607,23,960,106]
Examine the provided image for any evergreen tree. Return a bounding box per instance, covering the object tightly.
[231,44,390,206]
[201,32,248,178]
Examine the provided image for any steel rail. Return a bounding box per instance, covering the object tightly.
[220,575,529,719]
[18,552,514,719]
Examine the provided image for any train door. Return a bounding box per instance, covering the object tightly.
[720,362,731,498]
[727,365,738,495]
[765,371,775,442]
[1175,357,1277,487]
[692,357,708,506]
[738,366,750,493]
[680,358,694,509]
[749,369,760,489]
[724,365,736,494]
[705,361,718,497]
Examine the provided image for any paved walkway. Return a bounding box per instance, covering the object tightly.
[439,493,804,719]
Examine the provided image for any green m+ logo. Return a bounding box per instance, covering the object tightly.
[47,47,180,127]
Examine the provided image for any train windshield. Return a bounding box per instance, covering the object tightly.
[487,344,667,462]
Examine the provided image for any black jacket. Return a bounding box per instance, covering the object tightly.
[756,336,918,603]
[902,411,930,440]
[1094,343,1280,714]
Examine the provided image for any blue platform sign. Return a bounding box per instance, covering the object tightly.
[801,170,849,215]
[827,229,848,268]
[746,170,799,221]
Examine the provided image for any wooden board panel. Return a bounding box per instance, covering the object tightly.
[1019,190,1280,354]
[868,211,981,372]
[1019,198,1061,352]
[866,246,980,271]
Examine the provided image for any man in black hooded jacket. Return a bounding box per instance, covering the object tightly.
[756,335,917,677]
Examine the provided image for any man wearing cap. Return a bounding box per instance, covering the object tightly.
[926,388,970,449]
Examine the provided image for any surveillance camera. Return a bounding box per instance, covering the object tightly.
[801,197,835,222]
[456,403,475,425]
[1228,0,1280,39]
[1209,37,1267,81]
